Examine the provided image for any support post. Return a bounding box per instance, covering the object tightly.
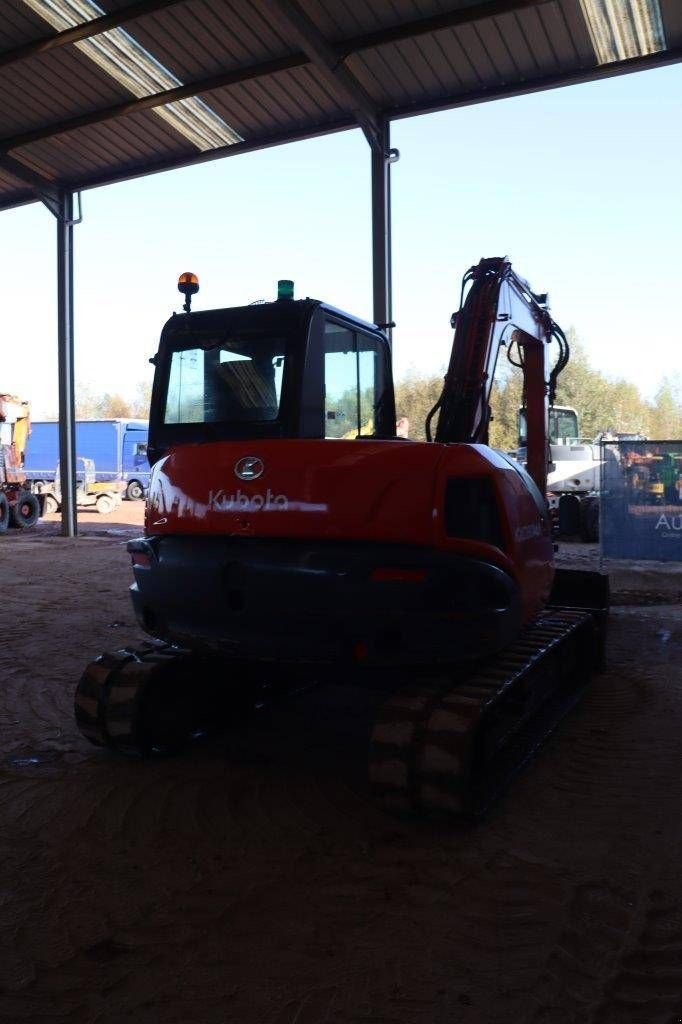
[371,121,394,340]
[56,191,77,538]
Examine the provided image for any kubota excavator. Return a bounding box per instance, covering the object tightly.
[75,259,608,817]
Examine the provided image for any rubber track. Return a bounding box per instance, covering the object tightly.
[369,609,594,819]
[74,641,186,755]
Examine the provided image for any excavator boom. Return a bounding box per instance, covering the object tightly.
[429,257,568,495]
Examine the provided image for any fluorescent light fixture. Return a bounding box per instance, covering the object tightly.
[579,0,667,65]
[22,0,243,150]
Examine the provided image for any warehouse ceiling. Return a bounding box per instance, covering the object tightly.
[1,0,680,211]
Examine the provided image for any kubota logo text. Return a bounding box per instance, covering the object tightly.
[209,489,288,512]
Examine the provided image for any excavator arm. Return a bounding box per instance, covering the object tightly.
[426,257,568,495]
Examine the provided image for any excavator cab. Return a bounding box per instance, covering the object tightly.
[148,288,396,465]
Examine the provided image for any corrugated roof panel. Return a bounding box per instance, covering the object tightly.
[14,107,193,182]
[469,17,527,79]
[0,188,34,211]
[495,10,544,73]
[209,81,299,138]
[386,34,448,94]
[404,29,468,90]
[127,0,292,83]
[278,64,348,119]
[351,21,508,108]
[0,0,56,48]
[0,0,679,211]
[193,83,281,137]
[302,0,448,40]
[297,0,366,38]
[511,4,564,71]
[205,65,346,138]
[536,2,582,64]
[0,165,29,193]
[556,0,600,63]
[456,22,506,80]
[0,46,131,137]
[348,48,412,106]
[348,2,597,115]
[661,0,682,45]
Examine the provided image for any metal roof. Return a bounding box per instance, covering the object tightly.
[1,0,681,211]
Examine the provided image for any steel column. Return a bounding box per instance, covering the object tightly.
[371,122,394,337]
[56,191,77,538]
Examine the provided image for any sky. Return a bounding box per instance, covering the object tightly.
[1,61,681,418]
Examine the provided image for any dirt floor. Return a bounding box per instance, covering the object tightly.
[2,503,681,1023]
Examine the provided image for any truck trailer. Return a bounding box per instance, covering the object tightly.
[24,419,149,500]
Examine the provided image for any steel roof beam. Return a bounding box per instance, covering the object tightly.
[0,0,554,155]
[258,0,382,149]
[0,152,60,209]
[0,0,677,164]
[0,53,306,154]
[385,40,682,119]
[0,0,188,70]
[338,0,553,56]
[40,40,682,202]
[50,117,358,194]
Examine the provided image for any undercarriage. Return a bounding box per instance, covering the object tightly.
[75,564,607,820]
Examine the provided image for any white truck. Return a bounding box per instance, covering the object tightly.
[516,405,602,540]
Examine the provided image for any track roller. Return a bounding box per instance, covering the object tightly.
[369,609,595,820]
[75,642,225,755]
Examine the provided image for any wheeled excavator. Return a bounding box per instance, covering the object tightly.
[75,259,608,817]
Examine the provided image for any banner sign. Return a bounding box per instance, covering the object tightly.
[600,440,682,561]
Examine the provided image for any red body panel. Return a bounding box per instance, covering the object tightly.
[146,439,554,622]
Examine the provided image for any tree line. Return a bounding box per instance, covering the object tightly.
[396,329,681,448]
[49,330,681,448]
[43,381,152,421]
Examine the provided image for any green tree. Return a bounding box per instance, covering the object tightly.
[650,375,682,439]
[393,328,680,449]
[129,380,152,419]
[394,369,445,441]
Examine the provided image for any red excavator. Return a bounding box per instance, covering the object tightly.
[75,259,607,816]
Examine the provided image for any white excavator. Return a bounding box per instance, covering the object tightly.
[516,407,648,541]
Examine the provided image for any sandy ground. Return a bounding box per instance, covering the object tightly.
[1,504,681,1023]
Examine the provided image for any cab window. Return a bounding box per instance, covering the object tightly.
[164,334,287,425]
[324,321,386,438]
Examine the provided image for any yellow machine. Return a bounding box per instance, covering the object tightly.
[0,394,42,531]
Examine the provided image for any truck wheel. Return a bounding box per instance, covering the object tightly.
[0,494,9,533]
[126,480,144,501]
[96,494,115,515]
[10,492,40,529]
[43,494,60,514]
[580,499,600,543]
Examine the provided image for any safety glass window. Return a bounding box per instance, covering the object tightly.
[324,322,383,439]
[164,335,286,425]
[549,409,579,443]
